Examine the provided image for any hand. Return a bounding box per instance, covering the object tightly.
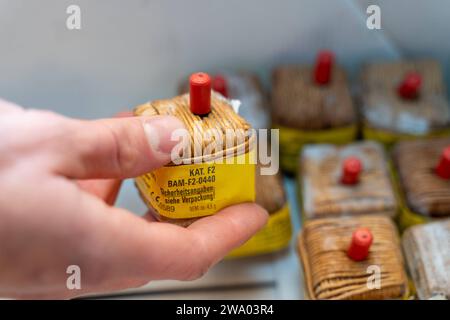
[0,99,268,299]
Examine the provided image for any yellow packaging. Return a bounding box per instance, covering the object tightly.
[136,150,256,219]
[275,124,357,173]
[227,204,292,258]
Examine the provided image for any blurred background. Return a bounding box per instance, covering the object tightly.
[1,0,449,299]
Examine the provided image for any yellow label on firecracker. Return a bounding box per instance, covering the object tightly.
[275,124,357,173]
[363,124,450,149]
[135,150,256,219]
[226,204,292,258]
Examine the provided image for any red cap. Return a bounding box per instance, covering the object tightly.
[341,157,362,185]
[212,74,229,98]
[436,146,450,179]
[190,72,211,115]
[347,227,373,261]
[397,72,422,100]
[314,50,334,85]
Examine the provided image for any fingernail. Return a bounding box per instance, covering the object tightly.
[143,115,186,156]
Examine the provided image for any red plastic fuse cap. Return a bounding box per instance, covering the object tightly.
[436,146,450,179]
[347,227,373,261]
[212,74,229,98]
[397,72,422,100]
[314,50,334,85]
[190,72,211,115]
[341,157,362,185]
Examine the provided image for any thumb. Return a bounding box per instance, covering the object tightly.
[55,115,186,179]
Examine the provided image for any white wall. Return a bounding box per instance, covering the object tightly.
[5,0,448,119]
